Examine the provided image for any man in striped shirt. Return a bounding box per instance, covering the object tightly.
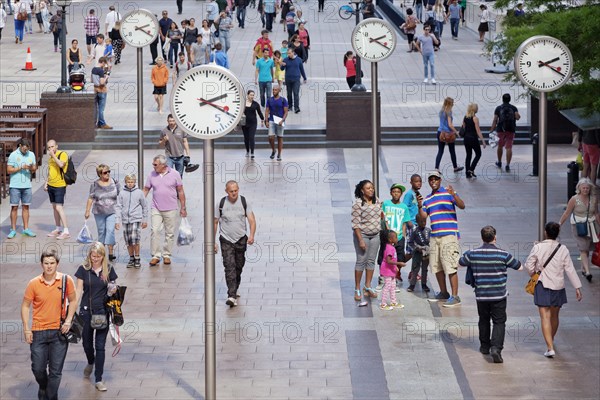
[459,225,522,363]
[418,170,465,307]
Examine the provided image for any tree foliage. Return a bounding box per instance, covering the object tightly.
[491,1,600,114]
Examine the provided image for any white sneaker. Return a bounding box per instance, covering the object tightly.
[374,283,384,292]
[47,229,62,237]
[423,78,428,83]
[56,232,71,240]
[431,78,437,84]
[226,297,237,307]
[95,381,107,391]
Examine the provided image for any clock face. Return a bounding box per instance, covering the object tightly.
[171,65,244,139]
[119,9,159,48]
[351,19,397,63]
[514,35,573,92]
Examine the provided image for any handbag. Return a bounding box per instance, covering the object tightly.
[591,241,600,267]
[440,130,456,143]
[574,200,590,237]
[405,17,417,31]
[60,275,84,343]
[88,271,108,330]
[525,244,561,295]
[17,5,28,21]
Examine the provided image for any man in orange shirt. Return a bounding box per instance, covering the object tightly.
[151,56,170,114]
[21,250,77,400]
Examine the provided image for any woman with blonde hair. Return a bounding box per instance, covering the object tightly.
[434,97,463,173]
[559,177,598,282]
[85,164,121,261]
[75,242,118,391]
[461,103,487,178]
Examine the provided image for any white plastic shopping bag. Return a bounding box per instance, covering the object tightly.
[177,217,195,246]
[76,220,94,244]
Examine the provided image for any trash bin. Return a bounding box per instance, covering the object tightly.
[567,161,579,201]
[531,133,539,176]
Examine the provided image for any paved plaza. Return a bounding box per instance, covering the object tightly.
[1,1,598,400]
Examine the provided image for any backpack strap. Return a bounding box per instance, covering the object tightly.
[60,274,67,322]
[240,195,247,217]
[57,151,66,179]
[219,196,247,217]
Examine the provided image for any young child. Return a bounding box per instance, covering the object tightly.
[103,38,114,68]
[280,40,289,59]
[403,173,423,278]
[273,50,284,87]
[407,214,431,292]
[380,231,406,310]
[116,174,148,268]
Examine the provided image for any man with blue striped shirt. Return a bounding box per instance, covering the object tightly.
[459,225,522,363]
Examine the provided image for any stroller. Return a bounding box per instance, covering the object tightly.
[69,62,86,91]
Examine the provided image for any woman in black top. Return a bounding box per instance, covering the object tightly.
[242,90,265,159]
[461,103,487,179]
[109,21,125,65]
[67,39,83,72]
[74,242,118,392]
[184,18,198,60]
[289,34,307,63]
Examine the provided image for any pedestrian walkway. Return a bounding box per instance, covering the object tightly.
[1,143,598,399]
[0,0,528,130]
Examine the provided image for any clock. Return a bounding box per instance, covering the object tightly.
[171,65,244,139]
[351,19,397,63]
[119,9,159,48]
[514,35,573,92]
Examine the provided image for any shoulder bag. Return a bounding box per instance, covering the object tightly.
[440,130,456,143]
[525,243,561,295]
[17,4,28,21]
[88,270,108,330]
[60,275,84,343]
[574,200,590,237]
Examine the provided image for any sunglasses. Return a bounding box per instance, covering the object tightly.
[102,170,111,175]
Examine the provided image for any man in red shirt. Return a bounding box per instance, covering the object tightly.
[21,250,77,400]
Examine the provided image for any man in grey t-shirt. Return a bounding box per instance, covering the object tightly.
[191,34,210,66]
[159,114,198,177]
[214,180,257,307]
[414,25,439,84]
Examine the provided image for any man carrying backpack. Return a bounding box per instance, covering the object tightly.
[45,140,71,240]
[214,180,256,308]
[490,93,520,172]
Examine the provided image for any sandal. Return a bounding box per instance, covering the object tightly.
[363,287,378,298]
[354,289,362,301]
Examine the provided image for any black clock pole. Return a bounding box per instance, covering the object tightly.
[204,138,216,400]
[538,91,547,241]
[137,47,144,182]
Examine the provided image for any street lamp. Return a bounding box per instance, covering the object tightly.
[350,0,366,92]
[56,0,72,93]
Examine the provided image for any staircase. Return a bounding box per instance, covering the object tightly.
[64,126,531,149]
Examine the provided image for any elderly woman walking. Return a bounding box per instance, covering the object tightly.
[351,179,382,301]
[559,178,598,282]
[85,164,121,262]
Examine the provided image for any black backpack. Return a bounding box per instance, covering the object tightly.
[499,104,516,132]
[219,196,247,217]
[58,152,77,185]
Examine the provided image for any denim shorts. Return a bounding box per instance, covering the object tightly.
[48,185,66,204]
[9,187,32,206]
[268,123,285,137]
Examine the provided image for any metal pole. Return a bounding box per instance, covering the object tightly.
[351,2,366,92]
[56,6,71,93]
[204,139,216,400]
[371,62,378,192]
[137,48,144,183]
[538,91,547,241]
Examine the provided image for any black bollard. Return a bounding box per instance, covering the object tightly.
[567,161,579,201]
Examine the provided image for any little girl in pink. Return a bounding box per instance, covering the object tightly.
[380,231,406,310]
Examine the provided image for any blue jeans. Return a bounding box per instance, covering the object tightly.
[168,42,179,66]
[258,81,272,108]
[167,155,184,177]
[14,19,25,42]
[26,13,33,32]
[236,6,246,28]
[94,213,116,245]
[265,12,275,31]
[30,329,69,400]
[95,91,107,127]
[81,310,109,383]
[436,21,444,38]
[7,1,13,14]
[219,30,231,52]
[286,80,301,111]
[416,4,423,21]
[450,18,459,38]
[422,53,435,79]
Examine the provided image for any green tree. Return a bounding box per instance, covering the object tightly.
[491,1,600,114]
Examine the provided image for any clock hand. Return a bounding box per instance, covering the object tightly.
[538,57,559,67]
[370,35,386,41]
[197,97,234,117]
[134,25,154,37]
[368,37,390,50]
[198,94,228,106]
[537,60,566,77]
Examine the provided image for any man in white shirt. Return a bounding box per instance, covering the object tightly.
[24,0,33,34]
[104,5,120,36]
[0,6,7,41]
[87,33,107,67]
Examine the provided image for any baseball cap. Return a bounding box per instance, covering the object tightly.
[427,171,443,179]
[390,183,406,193]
